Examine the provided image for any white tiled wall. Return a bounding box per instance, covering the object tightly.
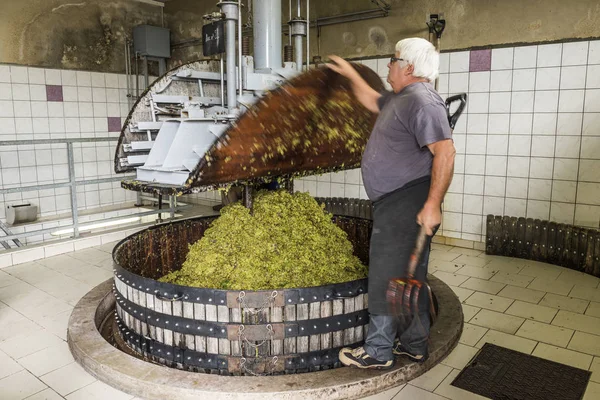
[0,65,142,221]
[297,39,600,243]
[9,40,597,247]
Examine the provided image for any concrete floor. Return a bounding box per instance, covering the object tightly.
[1,240,600,399]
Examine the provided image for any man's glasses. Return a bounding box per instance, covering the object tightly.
[390,57,406,64]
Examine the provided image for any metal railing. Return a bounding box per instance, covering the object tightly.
[0,137,180,244]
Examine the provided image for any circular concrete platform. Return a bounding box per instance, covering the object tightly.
[68,277,463,400]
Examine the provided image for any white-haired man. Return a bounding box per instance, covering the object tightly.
[327,37,456,369]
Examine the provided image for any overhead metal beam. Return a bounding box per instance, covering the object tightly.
[172,7,390,51]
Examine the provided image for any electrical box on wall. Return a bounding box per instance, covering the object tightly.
[133,25,171,58]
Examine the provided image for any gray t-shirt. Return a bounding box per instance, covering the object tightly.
[361,82,452,201]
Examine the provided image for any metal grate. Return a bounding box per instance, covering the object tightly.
[452,343,591,400]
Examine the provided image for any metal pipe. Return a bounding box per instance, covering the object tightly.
[157,194,163,223]
[135,52,140,98]
[220,56,225,106]
[198,79,205,97]
[297,0,301,17]
[127,43,132,106]
[238,0,243,96]
[316,9,382,21]
[124,40,130,108]
[226,18,237,110]
[288,0,292,45]
[67,142,79,238]
[0,206,188,242]
[170,195,175,219]
[174,9,389,50]
[294,35,303,72]
[310,12,386,27]
[306,0,309,71]
[218,1,239,112]
[144,55,149,89]
[253,0,282,70]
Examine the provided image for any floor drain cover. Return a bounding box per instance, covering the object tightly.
[451,343,591,400]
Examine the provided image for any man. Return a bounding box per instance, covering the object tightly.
[327,37,456,369]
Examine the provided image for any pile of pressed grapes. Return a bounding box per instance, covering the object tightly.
[160,190,367,290]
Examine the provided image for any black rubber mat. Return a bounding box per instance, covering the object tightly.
[451,343,591,400]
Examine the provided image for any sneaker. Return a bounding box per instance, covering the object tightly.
[392,340,428,363]
[338,346,394,370]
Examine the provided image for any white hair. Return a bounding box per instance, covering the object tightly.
[395,38,440,82]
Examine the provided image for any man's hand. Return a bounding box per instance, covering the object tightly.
[417,201,441,236]
[325,55,382,114]
[325,55,360,80]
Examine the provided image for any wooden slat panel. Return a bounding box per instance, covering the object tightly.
[332,299,344,348]
[485,215,495,254]
[154,296,163,314]
[296,303,309,354]
[343,298,355,345]
[342,199,350,216]
[172,301,183,348]
[539,220,548,262]
[159,299,171,346]
[284,304,296,355]
[155,326,163,344]
[217,305,230,355]
[132,288,140,306]
[309,302,321,352]
[556,224,566,267]
[493,216,503,255]
[531,219,541,261]
[594,233,600,277]
[563,224,573,269]
[585,230,596,275]
[183,301,195,351]
[569,226,587,271]
[141,319,148,337]
[259,309,270,357]
[579,228,589,272]
[138,289,147,308]
[501,216,511,256]
[524,218,534,260]
[164,328,173,347]
[205,304,218,355]
[162,299,173,316]
[193,302,207,352]
[320,300,333,350]
[547,221,558,265]
[354,294,365,343]
[517,217,527,258]
[241,306,255,358]
[507,216,518,257]
[271,306,284,356]
[146,292,155,314]
[230,307,242,356]
[134,316,141,335]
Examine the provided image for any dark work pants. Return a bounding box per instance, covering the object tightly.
[362,177,434,361]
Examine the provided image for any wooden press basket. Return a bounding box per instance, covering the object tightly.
[112,214,373,375]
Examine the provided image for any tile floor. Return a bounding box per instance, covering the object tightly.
[1,241,600,399]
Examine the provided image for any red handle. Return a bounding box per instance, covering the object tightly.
[407,226,428,279]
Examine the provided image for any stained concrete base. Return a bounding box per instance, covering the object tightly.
[68,277,463,400]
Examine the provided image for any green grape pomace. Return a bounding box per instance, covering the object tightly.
[160,190,368,290]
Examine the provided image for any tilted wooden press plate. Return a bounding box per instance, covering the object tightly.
[120,64,384,195]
